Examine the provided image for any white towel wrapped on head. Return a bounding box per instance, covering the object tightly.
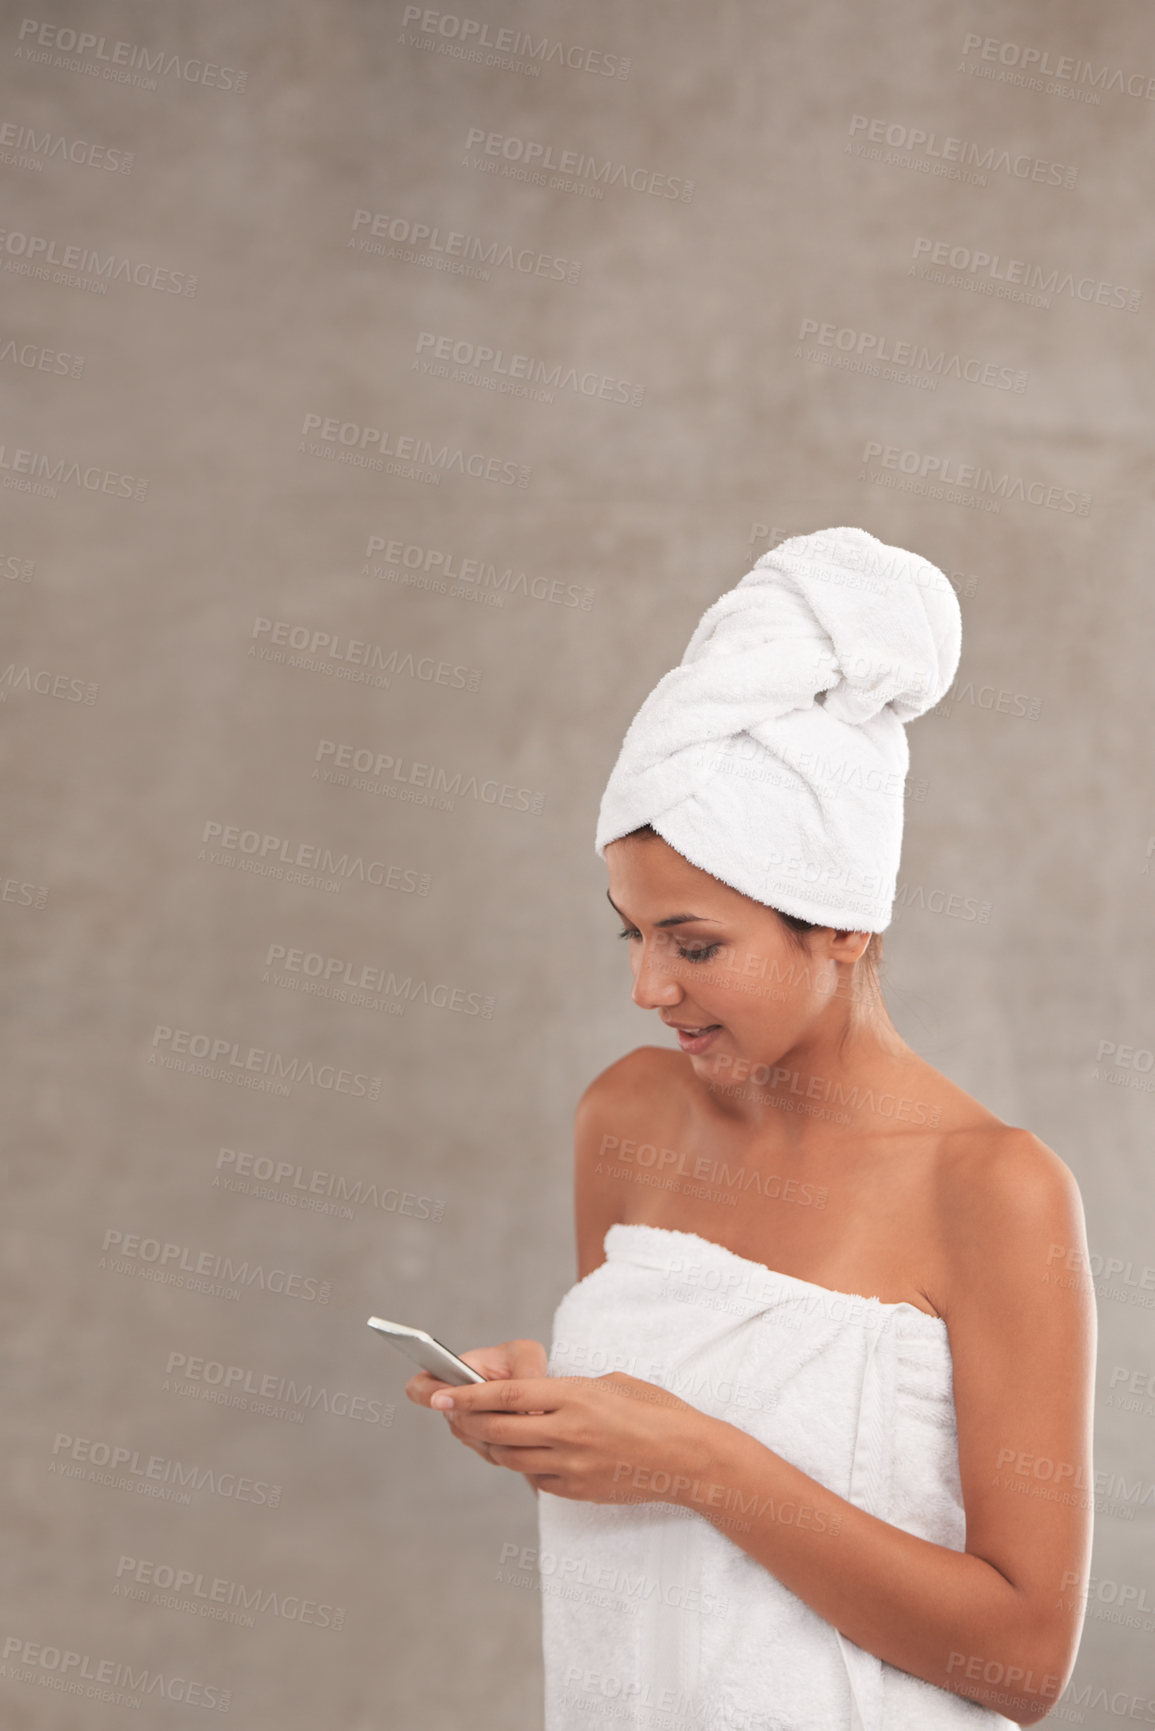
[594,526,962,932]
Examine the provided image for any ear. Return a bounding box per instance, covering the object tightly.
[830,928,872,965]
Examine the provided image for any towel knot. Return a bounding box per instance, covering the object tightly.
[683,526,960,729]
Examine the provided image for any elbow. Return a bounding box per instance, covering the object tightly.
[981,1666,1066,1729]
[948,1611,1077,1725]
[951,1657,1068,1726]
[1016,1697,1059,1729]
[1005,1627,1079,1727]
[1017,1687,1066,1729]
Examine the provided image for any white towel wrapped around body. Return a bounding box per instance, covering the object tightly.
[537,1223,1018,1731]
[594,527,962,931]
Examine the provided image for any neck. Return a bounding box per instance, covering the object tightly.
[698,996,920,1144]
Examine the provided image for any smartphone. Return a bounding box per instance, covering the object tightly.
[366,1316,488,1385]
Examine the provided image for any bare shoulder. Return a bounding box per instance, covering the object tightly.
[574,1043,688,1124]
[571,1046,688,1281]
[931,1122,1089,1308]
[936,1122,1084,1219]
[901,1048,1086,1249]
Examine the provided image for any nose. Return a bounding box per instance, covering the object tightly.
[629,932,684,1011]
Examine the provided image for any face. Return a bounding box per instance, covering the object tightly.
[604,833,870,1075]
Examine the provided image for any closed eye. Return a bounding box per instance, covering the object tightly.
[617,927,721,964]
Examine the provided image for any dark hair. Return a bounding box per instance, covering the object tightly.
[620,823,884,993]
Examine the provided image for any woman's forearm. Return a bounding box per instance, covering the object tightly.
[631,1414,1063,1724]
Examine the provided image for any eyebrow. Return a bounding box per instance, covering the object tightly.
[605,890,720,928]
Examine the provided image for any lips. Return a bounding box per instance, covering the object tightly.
[669,1021,723,1053]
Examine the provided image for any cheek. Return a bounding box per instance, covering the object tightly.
[723,961,797,1017]
[713,952,754,996]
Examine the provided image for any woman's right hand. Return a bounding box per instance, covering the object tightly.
[405,1337,550,1492]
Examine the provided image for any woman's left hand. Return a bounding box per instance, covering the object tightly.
[430,1371,711,1503]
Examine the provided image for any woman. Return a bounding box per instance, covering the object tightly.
[407,527,1096,1730]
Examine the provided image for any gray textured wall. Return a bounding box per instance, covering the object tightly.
[3,1,1153,1726]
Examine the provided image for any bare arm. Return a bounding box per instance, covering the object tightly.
[658,1131,1095,1726]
